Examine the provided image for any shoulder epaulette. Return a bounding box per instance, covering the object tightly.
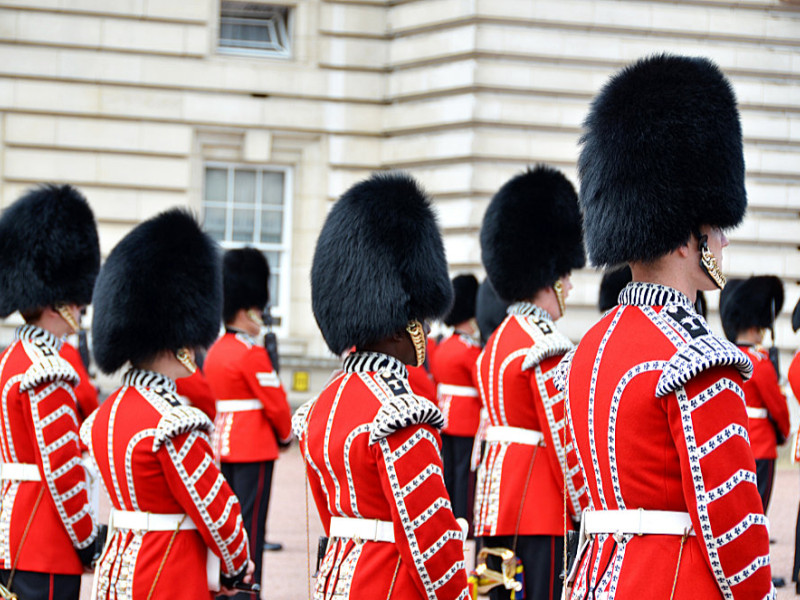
[521,328,574,372]
[369,394,444,445]
[291,399,315,441]
[20,356,80,392]
[79,408,98,448]
[553,347,577,392]
[153,406,213,450]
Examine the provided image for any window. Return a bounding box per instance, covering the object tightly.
[219,2,291,58]
[203,164,292,329]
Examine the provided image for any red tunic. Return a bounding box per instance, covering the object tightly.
[60,341,98,423]
[205,331,292,462]
[82,369,249,599]
[560,283,773,599]
[176,369,218,421]
[429,333,482,437]
[738,345,789,460]
[0,325,98,575]
[474,303,588,537]
[293,352,470,600]
[787,352,800,462]
[408,365,437,403]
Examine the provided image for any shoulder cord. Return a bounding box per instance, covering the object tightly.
[147,514,187,600]
[6,486,45,592]
[511,445,539,554]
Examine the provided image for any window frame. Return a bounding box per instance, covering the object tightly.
[203,162,293,336]
[217,2,293,59]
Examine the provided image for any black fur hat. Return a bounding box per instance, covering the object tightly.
[475,279,510,344]
[598,266,632,312]
[92,209,222,374]
[444,274,478,327]
[719,276,784,342]
[579,54,746,267]
[223,247,270,323]
[311,172,452,355]
[0,185,99,318]
[481,165,585,302]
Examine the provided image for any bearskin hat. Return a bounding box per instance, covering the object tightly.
[598,266,632,312]
[222,247,270,323]
[719,276,783,342]
[311,172,452,355]
[481,165,585,303]
[0,185,99,318]
[92,209,222,374]
[579,54,746,267]
[444,274,478,327]
[475,279,510,344]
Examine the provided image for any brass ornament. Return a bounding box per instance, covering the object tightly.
[246,309,265,328]
[55,303,80,334]
[175,347,197,374]
[405,320,426,367]
[553,280,566,317]
[699,236,726,289]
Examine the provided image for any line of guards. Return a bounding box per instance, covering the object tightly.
[0,53,793,600]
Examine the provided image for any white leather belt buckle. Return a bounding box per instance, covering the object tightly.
[746,407,768,419]
[0,462,41,482]
[329,517,395,543]
[583,509,695,538]
[437,384,479,398]
[109,509,197,532]
[485,426,545,446]
[215,399,262,413]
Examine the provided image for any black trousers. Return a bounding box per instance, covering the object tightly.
[441,433,475,528]
[0,570,81,600]
[482,535,564,600]
[221,460,274,600]
[755,458,776,513]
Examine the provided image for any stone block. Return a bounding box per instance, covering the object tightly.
[5,147,97,182]
[4,114,57,145]
[244,130,273,163]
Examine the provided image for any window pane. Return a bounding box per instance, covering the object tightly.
[260,209,282,243]
[262,171,284,205]
[269,273,279,308]
[204,206,226,241]
[205,168,227,202]
[234,170,256,205]
[264,251,280,270]
[232,207,255,242]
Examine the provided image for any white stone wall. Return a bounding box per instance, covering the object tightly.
[0,0,798,400]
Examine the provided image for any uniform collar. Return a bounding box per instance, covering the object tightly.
[618,282,696,311]
[122,369,177,394]
[343,351,408,379]
[15,324,63,351]
[226,327,258,345]
[508,302,554,323]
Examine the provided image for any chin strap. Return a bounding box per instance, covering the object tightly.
[405,320,426,368]
[55,304,80,334]
[698,235,726,289]
[553,280,566,317]
[175,347,197,375]
[246,309,265,328]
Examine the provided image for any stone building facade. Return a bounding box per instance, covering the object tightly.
[0,0,798,403]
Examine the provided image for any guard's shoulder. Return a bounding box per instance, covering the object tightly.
[369,393,444,445]
[291,398,315,441]
[152,405,213,450]
[79,407,98,448]
[20,356,80,392]
[655,303,752,397]
[553,347,578,392]
[519,316,574,371]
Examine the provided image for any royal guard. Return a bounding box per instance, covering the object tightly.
[474,165,589,600]
[557,55,774,598]
[600,266,708,318]
[204,247,293,598]
[429,274,481,529]
[720,276,790,515]
[83,209,254,598]
[293,172,469,599]
[0,185,103,600]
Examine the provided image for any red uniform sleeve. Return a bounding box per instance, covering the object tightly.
[371,424,469,600]
[59,343,98,423]
[408,366,437,403]
[241,347,292,443]
[25,379,97,549]
[751,359,790,440]
[156,427,250,576]
[666,366,773,598]
[529,357,588,521]
[176,369,218,422]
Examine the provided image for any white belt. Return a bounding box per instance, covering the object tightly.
[109,509,198,532]
[746,407,768,419]
[0,462,41,482]
[485,426,545,446]
[583,510,695,537]
[216,399,262,413]
[437,384,479,398]
[329,517,395,543]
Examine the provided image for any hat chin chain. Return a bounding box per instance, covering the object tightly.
[55,304,80,335]
[553,280,566,317]
[699,235,727,290]
[405,320,426,368]
[175,347,197,374]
